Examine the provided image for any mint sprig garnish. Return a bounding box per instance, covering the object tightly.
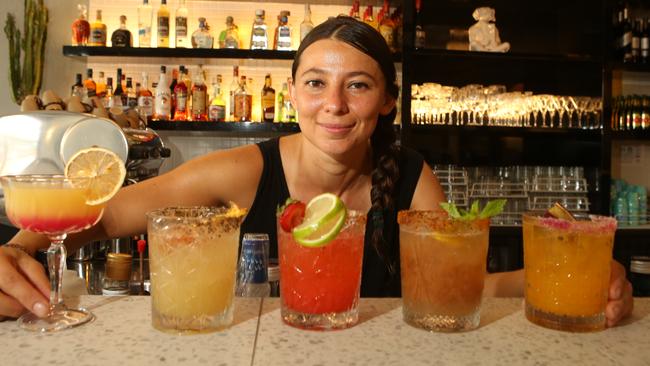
[440,199,507,220]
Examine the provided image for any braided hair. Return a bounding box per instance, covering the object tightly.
[292,16,400,273]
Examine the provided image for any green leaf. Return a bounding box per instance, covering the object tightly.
[439,202,462,219]
[469,201,480,217]
[479,199,507,219]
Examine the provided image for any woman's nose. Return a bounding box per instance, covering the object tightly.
[323,88,349,114]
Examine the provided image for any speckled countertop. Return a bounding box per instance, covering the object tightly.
[2,296,649,366]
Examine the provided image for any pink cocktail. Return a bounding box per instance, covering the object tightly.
[1,175,105,332]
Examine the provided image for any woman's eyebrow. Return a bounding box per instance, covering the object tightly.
[300,68,376,80]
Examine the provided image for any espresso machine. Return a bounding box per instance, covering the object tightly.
[0,111,170,259]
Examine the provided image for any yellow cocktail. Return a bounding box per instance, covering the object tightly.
[147,206,245,334]
[398,210,490,332]
[1,175,106,332]
[523,214,617,332]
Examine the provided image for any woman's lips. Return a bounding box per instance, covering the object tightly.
[317,122,355,134]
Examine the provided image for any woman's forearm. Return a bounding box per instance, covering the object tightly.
[484,269,525,297]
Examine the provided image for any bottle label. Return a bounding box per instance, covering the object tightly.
[192,90,207,115]
[90,27,107,45]
[176,17,187,37]
[138,96,153,116]
[176,92,187,112]
[240,234,269,284]
[235,95,252,121]
[158,16,169,37]
[195,34,213,48]
[209,105,226,121]
[155,90,171,118]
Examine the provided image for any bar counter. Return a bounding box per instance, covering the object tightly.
[2,296,649,365]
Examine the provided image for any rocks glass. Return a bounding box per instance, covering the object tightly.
[398,210,490,332]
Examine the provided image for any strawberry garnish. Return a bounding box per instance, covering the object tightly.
[279,200,306,233]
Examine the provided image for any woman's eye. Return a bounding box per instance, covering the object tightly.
[305,80,323,87]
[349,82,369,90]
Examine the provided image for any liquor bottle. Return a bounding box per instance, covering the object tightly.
[111,68,125,107]
[350,0,361,20]
[282,80,296,122]
[102,252,132,296]
[83,69,96,99]
[250,10,269,50]
[154,66,171,120]
[363,5,377,29]
[105,77,113,108]
[157,0,170,48]
[191,68,208,121]
[175,0,189,48]
[622,5,633,63]
[209,75,226,122]
[72,4,90,46]
[378,0,396,52]
[96,71,107,99]
[137,72,154,121]
[234,75,252,121]
[643,19,650,64]
[191,17,213,48]
[219,16,240,49]
[181,66,192,113]
[632,18,642,63]
[390,5,403,51]
[300,4,314,43]
[261,74,275,122]
[89,9,107,47]
[415,0,425,49]
[236,234,271,298]
[169,68,179,117]
[126,77,137,108]
[71,73,85,97]
[229,65,239,121]
[274,11,292,51]
[111,15,133,47]
[173,68,189,121]
[138,0,153,47]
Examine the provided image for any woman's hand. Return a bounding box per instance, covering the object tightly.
[0,245,49,321]
[606,259,634,327]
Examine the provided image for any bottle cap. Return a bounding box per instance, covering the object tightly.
[256,9,264,16]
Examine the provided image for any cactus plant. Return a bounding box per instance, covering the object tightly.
[4,0,48,105]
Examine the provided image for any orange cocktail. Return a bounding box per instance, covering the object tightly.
[4,180,105,234]
[398,210,489,332]
[278,211,365,330]
[523,214,617,332]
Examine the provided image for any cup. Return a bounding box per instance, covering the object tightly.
[147,206,246,334]
[398,210,490,332]
[278,211,366,330]
[523,213,617,332]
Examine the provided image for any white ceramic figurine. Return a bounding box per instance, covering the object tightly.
[468,7,510,53]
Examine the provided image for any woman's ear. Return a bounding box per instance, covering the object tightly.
[379,94,396,116]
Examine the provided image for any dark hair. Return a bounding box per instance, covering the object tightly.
[292,16,400,274]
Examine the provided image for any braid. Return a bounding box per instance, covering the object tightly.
[370,107,400,274]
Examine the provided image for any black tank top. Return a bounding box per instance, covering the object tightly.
[240,137,424,297]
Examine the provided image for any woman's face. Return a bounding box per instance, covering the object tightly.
[290,39,395,157]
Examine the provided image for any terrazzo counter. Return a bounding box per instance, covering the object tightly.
[2,297,649,366]
[255,298,650,366]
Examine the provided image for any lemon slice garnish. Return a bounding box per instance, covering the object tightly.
[64,147,126,205]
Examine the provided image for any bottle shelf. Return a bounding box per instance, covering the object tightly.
[148,120,301,133]
[610,129,650,140]
[63,46,297,60]
[411,49,601,64]
[609,61,650,73]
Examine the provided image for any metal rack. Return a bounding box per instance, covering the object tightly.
[433,166,469,209]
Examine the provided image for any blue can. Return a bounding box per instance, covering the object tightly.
[240,233,269,284]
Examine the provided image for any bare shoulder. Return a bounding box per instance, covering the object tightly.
[411,161,446,210]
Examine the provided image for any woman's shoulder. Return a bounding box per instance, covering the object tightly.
[396,145,425,175]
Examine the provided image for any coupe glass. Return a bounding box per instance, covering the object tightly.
[1,175,105,332]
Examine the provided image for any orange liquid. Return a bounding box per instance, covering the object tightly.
[4,183,104,234]
[523,215,615,318]
[278,220,364,314]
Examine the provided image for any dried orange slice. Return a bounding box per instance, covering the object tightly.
[64,147,126,205]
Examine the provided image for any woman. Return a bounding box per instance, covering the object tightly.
[0,17,633,325]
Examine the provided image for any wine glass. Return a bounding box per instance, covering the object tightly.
[0,175,105,332]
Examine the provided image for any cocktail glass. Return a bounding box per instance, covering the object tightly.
[398,210,490,332]
[146,206,246,334]
[278,211,366,330]
[523,213,617,332]
[0,174,105,332]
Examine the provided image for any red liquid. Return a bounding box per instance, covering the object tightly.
[279,231,364,314]
[14,214,102,234]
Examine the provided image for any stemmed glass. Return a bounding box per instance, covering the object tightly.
[0,175,105,332]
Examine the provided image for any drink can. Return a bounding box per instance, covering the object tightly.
[240,233,269,284]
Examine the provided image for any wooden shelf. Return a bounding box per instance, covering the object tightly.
[412,49,601,64]
[610,129,650,140]
[63,46,297,60]
[408,124,603,141]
